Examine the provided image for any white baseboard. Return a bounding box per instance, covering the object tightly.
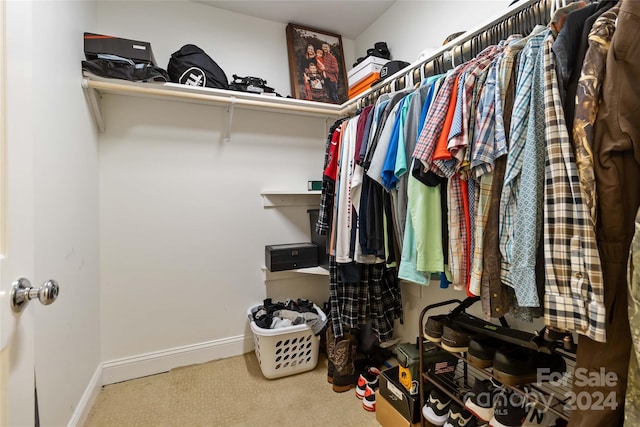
[101,334,254,385]
[68,364,103,427]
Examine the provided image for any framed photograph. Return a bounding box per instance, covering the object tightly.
[285,23,348,104]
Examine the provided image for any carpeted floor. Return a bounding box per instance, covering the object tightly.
[83,352,381,427]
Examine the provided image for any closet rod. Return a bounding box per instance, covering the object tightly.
[340,0,554,112]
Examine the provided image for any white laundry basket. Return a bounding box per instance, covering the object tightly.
[247,303,325,379]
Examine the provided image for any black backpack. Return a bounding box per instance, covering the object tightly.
[167,44,229,90]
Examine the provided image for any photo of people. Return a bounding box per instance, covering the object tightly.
[286,24,348,104]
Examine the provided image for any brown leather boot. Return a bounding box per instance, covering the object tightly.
[326,324,335,383]
[332,332,357,393]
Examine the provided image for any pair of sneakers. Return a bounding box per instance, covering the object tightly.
[425,314,472,353]
[423,388,479,427]
[465,382,559,427]
[356,367,380,412]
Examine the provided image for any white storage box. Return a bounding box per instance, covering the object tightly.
[247,303,326,379]
[348,56,388,88]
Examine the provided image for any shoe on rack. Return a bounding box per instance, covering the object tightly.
[492,346,537,386]
[521,403,558,426]
[425,314,449,343]
[441,324,472,353]
[464,379,501,422]
[355,366,381,399]
[422,388,452,426]
[493,345,567,387]
[468,336,502,369]
[362,384,377,412]
[489,390,527,427]
[444,402,478,427]
[542,326,576,352]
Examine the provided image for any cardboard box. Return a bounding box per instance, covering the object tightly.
[348,56,388,87]
[84,32,157,65]
[376,390,421,427]
[379,366,422,424]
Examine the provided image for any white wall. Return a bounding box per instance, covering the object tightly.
[95,1,341,368]
[354,1,508,65]
[96,1,356,99]
[29,1,101,426]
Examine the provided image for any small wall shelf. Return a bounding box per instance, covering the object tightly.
[262,265,329,282]
[260,190,321,208]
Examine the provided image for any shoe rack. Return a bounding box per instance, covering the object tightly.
[418,298,573,426]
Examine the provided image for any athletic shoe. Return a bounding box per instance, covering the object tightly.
[362,384,376,412]
[464,379,501,422]
[468,336,502,369]
[521,404,558,426]
[425,314,448,342]
[444,402,477,427]
[489,390,527,427]
[422,388,452,426]
[441,324,472,353]
[355,367,380,399]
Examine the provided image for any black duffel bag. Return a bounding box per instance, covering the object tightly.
[167,44,229,90]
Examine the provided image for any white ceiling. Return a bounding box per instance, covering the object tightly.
[191,1,396,39]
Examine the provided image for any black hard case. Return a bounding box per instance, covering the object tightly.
[265,243,319,272]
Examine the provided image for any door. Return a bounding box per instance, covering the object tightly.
[0,0,45,425]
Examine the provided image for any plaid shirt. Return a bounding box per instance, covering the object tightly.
[413,69,462,171]
[499,30,547,287]
[328,259,402,341]
[447,175,468,290]
[435,47,499,177]
[317,121,345,235]
[468,60,501,296]
[542,31,606,343]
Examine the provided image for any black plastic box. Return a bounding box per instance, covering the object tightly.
[307,209,329,270]
[265,243,318,272]
[84,32,157,65]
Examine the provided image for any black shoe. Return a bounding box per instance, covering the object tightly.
[468,336,502,369]
[443,402,477,427]
[492,345,538,386]
[422,388,451,426]
[425,314,448,343]
[490,390,527,427]
[493,346,566,387]
[464,379,500,422]
[441,324,472,353]
[542,326,576,352]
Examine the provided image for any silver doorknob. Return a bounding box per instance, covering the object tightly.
[10,277,59,313]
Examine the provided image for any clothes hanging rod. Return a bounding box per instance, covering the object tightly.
[341,0,555,111]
